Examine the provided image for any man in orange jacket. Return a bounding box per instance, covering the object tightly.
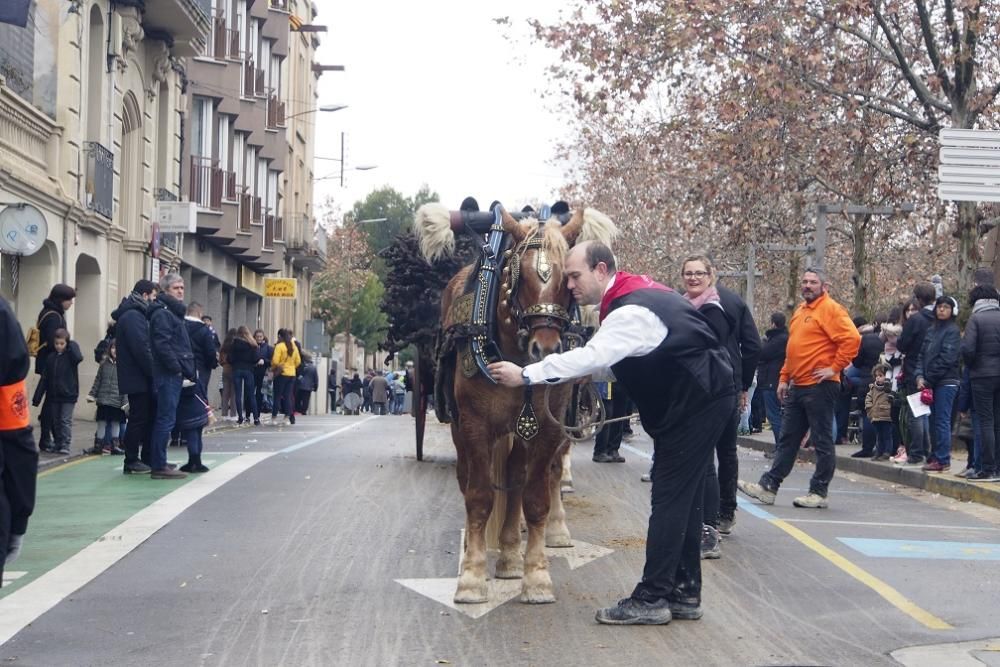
[738,268,860,508]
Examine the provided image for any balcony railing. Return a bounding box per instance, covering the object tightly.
[263,213,275,249]
[154,188,178,202]
[212,14,241,60]
[252,195,262,224]
[243,58,256,96]
[189,156,234,211]
[0,81,61,180]
[83,141,113,218]
[266,93,286,129]
[238,188,252,232]
[254,68,266,98]
[274,215,284,241]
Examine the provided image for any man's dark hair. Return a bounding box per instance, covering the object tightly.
[49,284,76,302]
[913,281,936,306]
[52,328,70,341]
[968,284,1000,306]
[202,315,213,323]
[132,279,157,296]
[852,315,867,328]
[770,312,786,329]
[803,267,826,282]
[974,267,996,288]
[583,242,616,273]
[187,301,203,316]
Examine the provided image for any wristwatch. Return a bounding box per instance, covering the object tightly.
[521,369,531,386]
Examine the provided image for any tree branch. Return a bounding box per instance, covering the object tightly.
[914,0,954,98]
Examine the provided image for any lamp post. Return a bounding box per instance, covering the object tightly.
[284,104,348,122]
[315,132,377,185]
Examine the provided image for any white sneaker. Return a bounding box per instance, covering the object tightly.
[737,480,776,505]
[792,492,828,509]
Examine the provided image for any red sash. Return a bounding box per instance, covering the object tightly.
[599,272,672,322]
[0,379,30,431]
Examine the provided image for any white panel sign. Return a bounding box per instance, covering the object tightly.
[155,201,197,233]
[938,129,1000,202]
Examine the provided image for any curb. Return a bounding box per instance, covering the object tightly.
[736,435,1000,511]
[36,422,246,473]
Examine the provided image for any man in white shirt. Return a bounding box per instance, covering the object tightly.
[490,241,735,625]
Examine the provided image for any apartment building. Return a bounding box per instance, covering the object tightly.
[179,0,324,339]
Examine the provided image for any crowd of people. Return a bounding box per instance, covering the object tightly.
[333,363,414,416]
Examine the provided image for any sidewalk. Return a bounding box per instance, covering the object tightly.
[34,417,245,472]
[737,430,1000,511]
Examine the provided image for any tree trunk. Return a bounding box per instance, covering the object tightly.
[787,252,801,314]
[956,199,980,299]
[852,216,870,319]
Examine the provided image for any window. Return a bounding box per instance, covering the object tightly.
[233,132,246,187]
[191,97,213,158]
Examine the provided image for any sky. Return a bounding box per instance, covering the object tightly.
[310,2,573,224]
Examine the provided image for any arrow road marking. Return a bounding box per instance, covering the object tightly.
[396,537,613,619]
[892,637,1000,666]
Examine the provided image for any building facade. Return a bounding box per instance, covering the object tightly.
[0,0,325,410]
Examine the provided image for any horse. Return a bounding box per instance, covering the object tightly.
[416,203,615,604]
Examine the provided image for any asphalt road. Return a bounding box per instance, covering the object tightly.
[2,413,1000,666]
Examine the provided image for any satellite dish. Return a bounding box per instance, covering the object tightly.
[0,203,48,256]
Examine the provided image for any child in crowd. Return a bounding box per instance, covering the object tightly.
[866,363,895,461]
[31,329,82,455]
[87,341,126,455]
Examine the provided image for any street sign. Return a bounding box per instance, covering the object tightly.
[264,277,297,299]
[938,128,1000,202]
[154,200,197,233]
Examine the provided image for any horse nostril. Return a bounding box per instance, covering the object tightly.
[554,341,563,354]
[529,341,542,361]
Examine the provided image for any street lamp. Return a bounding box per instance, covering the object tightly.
[313,131,377,186]
[284,104,348,122]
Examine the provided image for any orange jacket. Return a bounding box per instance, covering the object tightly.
[779,292,861,387]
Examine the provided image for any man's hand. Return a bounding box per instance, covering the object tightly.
[811,367,835,382]
[916,377,927,390]
[777,382,789,404]
[488,361,526,387]
[739,390,749,412]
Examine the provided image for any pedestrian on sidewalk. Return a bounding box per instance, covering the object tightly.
[31,329,82,456]
[738,267,860,509]
[846,315,884,458]
[0,294,38,588]
[253,329,272,416]
[915,296,961,473]
[183,302,220,404]
[228,326,259,425]
[866,363,895,460]
[296,352,318,415]
[33,284,74,452]
[176,377,211,474]
[489,241,736,626]
[961,285,1000,482]
[369,372,389,416]
[592,380,627,463]
[758,312,789,450]
[218,329,237,420]
[896,283,936,466]
[270,329,300,425]
[112,280,158,474]
[147,273,195,479]
[86,341,126,455]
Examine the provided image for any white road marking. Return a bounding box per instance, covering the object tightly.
[1,572,26,586]
[398,537,614,619]
[892,637,1000,666]
[0,418,377,647]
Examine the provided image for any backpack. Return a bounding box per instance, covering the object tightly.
[25,311,57,357]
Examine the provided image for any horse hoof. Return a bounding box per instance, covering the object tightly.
[454,587,489,604]
[495,566,524,579]
[560,484,574,494]
[520,589,556,604]
[545,534,573,548]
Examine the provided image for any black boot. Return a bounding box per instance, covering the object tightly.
[191,454,209,473]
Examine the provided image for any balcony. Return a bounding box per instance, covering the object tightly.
[263,213,276,249]
[284,215,328,271]
[238,188,252,232]
[275,215,284,242]
[255,68,266,99]
[142,0,211,57]
[269,0,289,11]
[212,14,241,60]
[83,142,113,219]
[189,156,235,211]
[243,58,256,97]
[266,93,285,129]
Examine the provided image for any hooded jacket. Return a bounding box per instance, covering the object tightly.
[34,298,67,375]
[915,316,961,388]
[33,340,83,404]
[147,293,195,380]
[717,285,762,392]
[961,299,1000,379]
[897,306,934,388]
[112,294,155,395]
[757,327,789,390]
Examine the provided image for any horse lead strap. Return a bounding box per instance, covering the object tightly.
[471,206,507,385]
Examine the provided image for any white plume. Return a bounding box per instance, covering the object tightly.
[579,208,618,246]
[413,203,455,262]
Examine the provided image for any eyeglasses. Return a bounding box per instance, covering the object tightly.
[682,271,709,278]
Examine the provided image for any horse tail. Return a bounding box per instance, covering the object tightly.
[414,203,455,262]
[434,344,456,424]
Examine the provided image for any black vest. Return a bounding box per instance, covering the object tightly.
[608,288,735,437]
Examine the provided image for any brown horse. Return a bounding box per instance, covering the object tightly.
[418,204,615,605]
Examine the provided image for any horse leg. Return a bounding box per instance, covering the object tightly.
[546,444,573,548]
[496,437,526,579]
[560,445,574,493]
[454,424,493,604]
[520,447,556,604]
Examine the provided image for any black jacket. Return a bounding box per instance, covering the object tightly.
[852,328,884,377]
[1,295,30,388]
[147,293,195,380]
[697,301,739,392]
[227,338,258,371]
[112,295,155,395]
[184,318,219,376]
[717,285,762,392]
[298,362,319,392]
[34,298,67,375]
[757,326,789,390]
[33,341,83,404]
[897,307,934,388]
[916,319,961,388]
[961,300,1000,379]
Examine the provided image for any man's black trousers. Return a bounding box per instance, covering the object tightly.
[123,392,154,467]
[1,427,37,587]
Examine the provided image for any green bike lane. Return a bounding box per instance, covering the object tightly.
[1,454,239,598]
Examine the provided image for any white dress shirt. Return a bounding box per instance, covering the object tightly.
[522,273,669,384]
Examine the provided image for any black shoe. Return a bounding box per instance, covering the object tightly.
[668,599,703,620]
[87,445,104,455]
[763,450,775,459]
[595,597,672,625]
[700,525,721,559]
[968,469,1000,482]
[123,461,152,474]
[850,450,874,458]
[289,416,296,424]
[191,463,209,473]
[110,446,125,455]
[592,453,615,463]
[254,420,261,426]
[609,450,626,463]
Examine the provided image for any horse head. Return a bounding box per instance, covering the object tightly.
[499,208,585,362]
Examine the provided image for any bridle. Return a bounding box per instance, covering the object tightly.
[499,232,573,353]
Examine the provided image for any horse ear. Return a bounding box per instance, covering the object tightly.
[561,208,584,244]
[501,208,526,242]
